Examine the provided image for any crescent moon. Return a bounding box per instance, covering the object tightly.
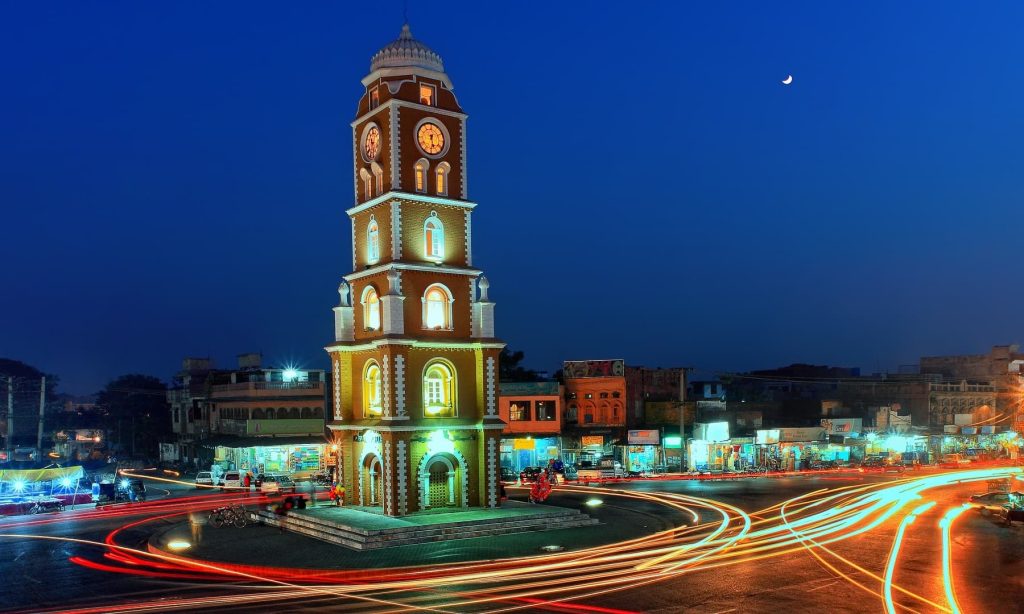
[781,75,793,85]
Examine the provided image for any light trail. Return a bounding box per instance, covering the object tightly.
[939,504,971,614]
[883,501,936,614]
[7,466,1016,613]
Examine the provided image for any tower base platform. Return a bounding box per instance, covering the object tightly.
[254,501,598,550]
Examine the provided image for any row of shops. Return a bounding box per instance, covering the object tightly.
[499,423,1022,474]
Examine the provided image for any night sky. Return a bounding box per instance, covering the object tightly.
[3,2,1023,394]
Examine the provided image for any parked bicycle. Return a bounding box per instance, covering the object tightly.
[208,504,249,528]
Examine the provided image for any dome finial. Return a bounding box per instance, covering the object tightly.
[399,23,412,40]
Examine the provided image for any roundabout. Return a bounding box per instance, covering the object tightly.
[3,467,1022,612]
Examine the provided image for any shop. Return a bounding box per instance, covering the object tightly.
[208,436,328,477]
[499,436,561,473]
[625,429,661,472]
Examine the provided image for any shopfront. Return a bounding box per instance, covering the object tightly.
[211,438,327,477]
[626,430,660,472]
[500,436,560,473]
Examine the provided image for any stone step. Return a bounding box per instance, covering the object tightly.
[253,509,599,551]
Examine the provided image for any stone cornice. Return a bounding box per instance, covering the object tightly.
[344,261,481,283]
[347,192,476,217]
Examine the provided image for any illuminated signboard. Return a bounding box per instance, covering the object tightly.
[581,435,604,447]
[756,429,780,445]
[627,430,660,445]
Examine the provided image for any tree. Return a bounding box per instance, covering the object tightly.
[95,374,169,459]
[499,348,542,383]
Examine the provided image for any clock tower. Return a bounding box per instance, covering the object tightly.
[327,25,505,516]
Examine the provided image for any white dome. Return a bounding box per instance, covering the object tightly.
[370,24,444,73]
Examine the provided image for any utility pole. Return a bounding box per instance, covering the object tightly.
[679,367,693,472]
[36,376,46,456]
[6,376,13,463]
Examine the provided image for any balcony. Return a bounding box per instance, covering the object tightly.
[217,418,325,436]
[210,381,324,398]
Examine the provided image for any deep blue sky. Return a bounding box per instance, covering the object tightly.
[2,2,1022,394]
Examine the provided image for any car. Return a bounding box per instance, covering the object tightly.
[220,471,242,490]
[519,467,544,483]
[860,458,905,473]
[260,474,297,494]
[499,467,517,482]
[940,453,972,469]
[195,471,215,489]
[970,491,1016,514]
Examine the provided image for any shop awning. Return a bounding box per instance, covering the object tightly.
[0,466,84,483]
[200,435,330,449]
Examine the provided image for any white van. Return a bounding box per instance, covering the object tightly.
[220,471,242,490]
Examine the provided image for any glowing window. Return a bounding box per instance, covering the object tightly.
[424,214,444,260]
[422,283,452,329]
[367,217,380,264]
[509,401,531,421]
[435,162,450,196]
[369,86,380,109]
[364,361,383,417]
[359,168,373,200]
[419,84,436,106]
[362,286,381,331]
[423,360,456,417]
[414,159,428,193]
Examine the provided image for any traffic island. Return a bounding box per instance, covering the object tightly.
[254,500,598,550]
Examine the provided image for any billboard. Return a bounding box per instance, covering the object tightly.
[499,381,560,396]
[693,422,729,442]
[628,430,660,445]
[756,429,780,445]
[563,360,625,379]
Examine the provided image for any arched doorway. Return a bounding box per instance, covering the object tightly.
[420,454,457,509]
[361,454,383,507]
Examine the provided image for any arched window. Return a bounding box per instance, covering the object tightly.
[422,283,453,330]
[361,285,381,331]
[363,361,383,417]
[371,161,384,195]
[423,359,456,417]
[435,162,450,196]
[367,217,380,264]
[424,213,444,260]
[414,159,429,193]
[265,408,275,419]
[360,167,373,200]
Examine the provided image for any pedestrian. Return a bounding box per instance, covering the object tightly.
[334,482,346,506]
[243,471,251,491]
[499,482,508,503]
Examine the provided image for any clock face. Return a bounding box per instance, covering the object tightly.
[417,123,445,155]
[363,126,381,160]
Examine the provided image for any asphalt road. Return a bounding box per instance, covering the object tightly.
[0,472,1019,613]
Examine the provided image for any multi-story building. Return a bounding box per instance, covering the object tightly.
[497,381,562,473]
[920,345,1024,428]
[325,25,504,515]
[624,366,686,427]
[166,354,327,474]
[562,360,626,463]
